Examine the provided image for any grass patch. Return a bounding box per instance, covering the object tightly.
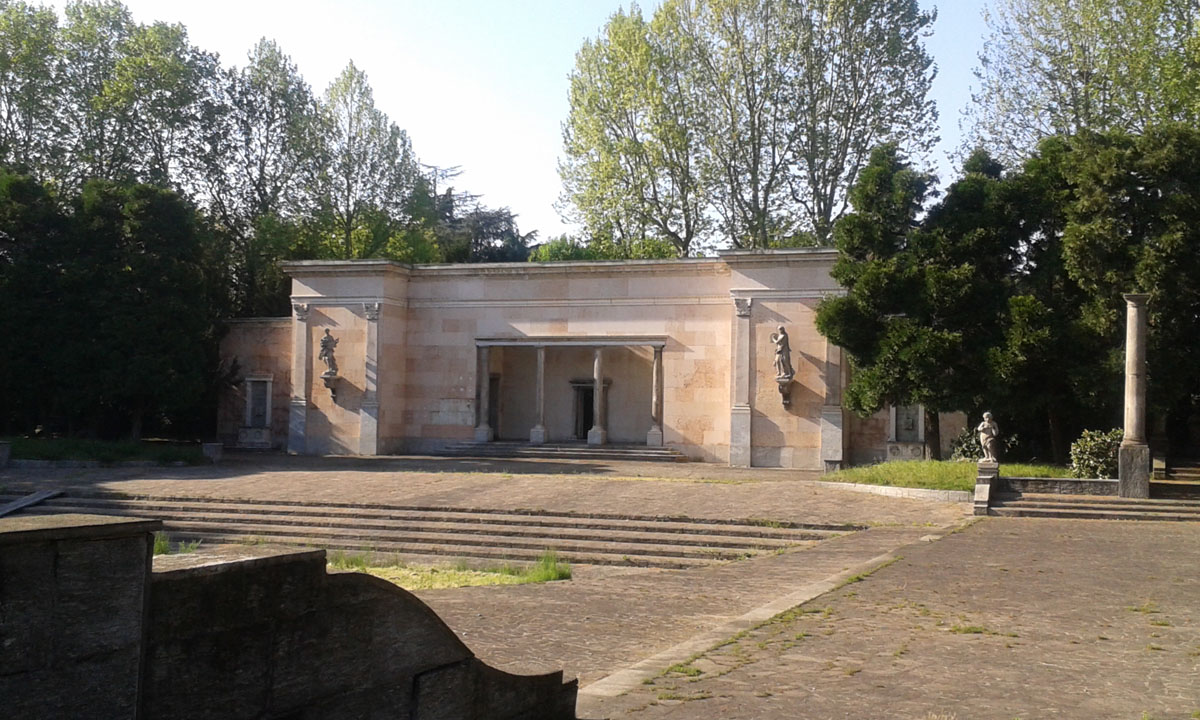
[328,548,571,590]
[4,436,206,465]
[1128,601,1162,614]
[822,460,1069,492]
[153,531,201,555]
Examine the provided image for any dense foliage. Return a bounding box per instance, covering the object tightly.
[1069,428,1123,479]
[560,0,937,256]
[819,124,1200,461]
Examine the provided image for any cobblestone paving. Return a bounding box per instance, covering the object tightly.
[590,518,1200,720]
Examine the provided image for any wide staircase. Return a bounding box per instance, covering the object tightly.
[435,441,690,463]
[989,492,1200,522]
[4,491,854,569]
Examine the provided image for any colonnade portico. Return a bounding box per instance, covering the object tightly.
[473,337,667,447]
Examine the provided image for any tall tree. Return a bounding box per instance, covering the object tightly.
[560,5,708,257]
[965,0,1200,166]
[0,0,60,178]
[55,0,137,190]
[101,18,221,188]
[203,38,318,315]
[563,0,937,251]
[311,61,418,258]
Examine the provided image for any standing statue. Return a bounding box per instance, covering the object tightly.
[770,326,794,379]
[318,329,339,375]
[976,412,1000,463]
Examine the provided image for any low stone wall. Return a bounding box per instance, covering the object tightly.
[998,476,1119,496]
[0,514,577,720]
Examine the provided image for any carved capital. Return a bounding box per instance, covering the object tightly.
[364,302,381,321]
[733,297,752,317]
[292,303,309,321]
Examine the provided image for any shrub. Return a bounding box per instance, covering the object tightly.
[1069,428,1123,479]
[949,425,1020,461]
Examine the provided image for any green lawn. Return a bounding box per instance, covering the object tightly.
[3,437,206,465]
[822,460,1071,492]
[327,549,573,590]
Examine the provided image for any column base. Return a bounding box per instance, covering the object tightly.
[529,425,546,445]
[729,404,751,467]
[287,398,307,455]
[587,427,607,446]
[1118,442,1150,498]
[359,401,379,455]
[474,425,494,443]
[646,425,663,447]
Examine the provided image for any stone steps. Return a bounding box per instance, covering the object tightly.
[435,441,689,463]
[4,493,846,569]
[990,492,1200,522]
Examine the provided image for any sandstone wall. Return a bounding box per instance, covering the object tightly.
[217,319,292,448]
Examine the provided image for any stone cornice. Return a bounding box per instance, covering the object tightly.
[476,335,670,348]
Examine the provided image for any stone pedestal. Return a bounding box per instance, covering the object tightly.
[1119,443,1150,499]
[730,405,752,468]
[974,461,998,516]
[645,426,663,447]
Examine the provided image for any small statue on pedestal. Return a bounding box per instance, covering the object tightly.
[770,326,795,406]
[318,329,339,376]
[976,411,1000,463]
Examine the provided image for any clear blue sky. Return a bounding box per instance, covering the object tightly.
[58,0,991,240]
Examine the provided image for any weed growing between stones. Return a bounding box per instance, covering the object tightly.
[326,548,572,590]
[152,531,201,555]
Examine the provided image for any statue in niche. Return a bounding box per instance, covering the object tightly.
[976,412,1000,463]
[318,329,339,375]
[770,325,794,379]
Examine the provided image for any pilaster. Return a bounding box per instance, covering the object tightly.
[730,297,752,467]
[287,303,310,454]
[359,302,381,455]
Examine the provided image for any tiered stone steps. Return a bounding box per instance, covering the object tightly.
[4,492,852,569]
[990,492,1200,522]
[436,441,689,463]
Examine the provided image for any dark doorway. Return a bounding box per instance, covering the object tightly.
[573,384,593,440]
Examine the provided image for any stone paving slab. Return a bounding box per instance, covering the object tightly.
[590,517,1200,720]
[411,524,957,690]
[0,452,968,528]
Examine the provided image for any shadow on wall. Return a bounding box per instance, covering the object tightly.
[0,513,577,720]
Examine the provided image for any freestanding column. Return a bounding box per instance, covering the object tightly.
[647,345,664,446]
[587,347,607,445]
[359,302,381,455]
[1119,293,1151,498]
[730,297,752,467]
[530,346,547,445]
[474,345,494,442]
[287,303,310,454]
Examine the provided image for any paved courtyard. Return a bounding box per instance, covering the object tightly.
[4,454,1197,718]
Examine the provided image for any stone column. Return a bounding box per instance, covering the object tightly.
[646,345,664,447]
[359,303,381,455]
[730,297,752,467]
[1119,293,1151,498]
[287,303,310,454]
[474,345,494,442]
[820,339,845,473]
[587,347,608,445]
[530,346,547,445]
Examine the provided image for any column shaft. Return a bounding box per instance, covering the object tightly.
[587,347,607,445]
[474,345,494,442]
[530,346,547,444]
[730,298,752,467]
[359,303,380,455]
[1119,293,1151,498]
[647,346,664,446]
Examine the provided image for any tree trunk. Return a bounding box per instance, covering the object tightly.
[1048,406,1066,464]
[925,408,942,461]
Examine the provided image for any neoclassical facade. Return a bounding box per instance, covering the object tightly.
[217,249,962,468]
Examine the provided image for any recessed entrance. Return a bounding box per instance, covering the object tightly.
[570,379,610,441]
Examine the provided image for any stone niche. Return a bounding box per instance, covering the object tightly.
[0,513,577,720]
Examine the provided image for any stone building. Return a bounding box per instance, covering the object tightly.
[218,249,962,469]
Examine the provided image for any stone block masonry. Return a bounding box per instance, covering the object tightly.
[0,514,577,720]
